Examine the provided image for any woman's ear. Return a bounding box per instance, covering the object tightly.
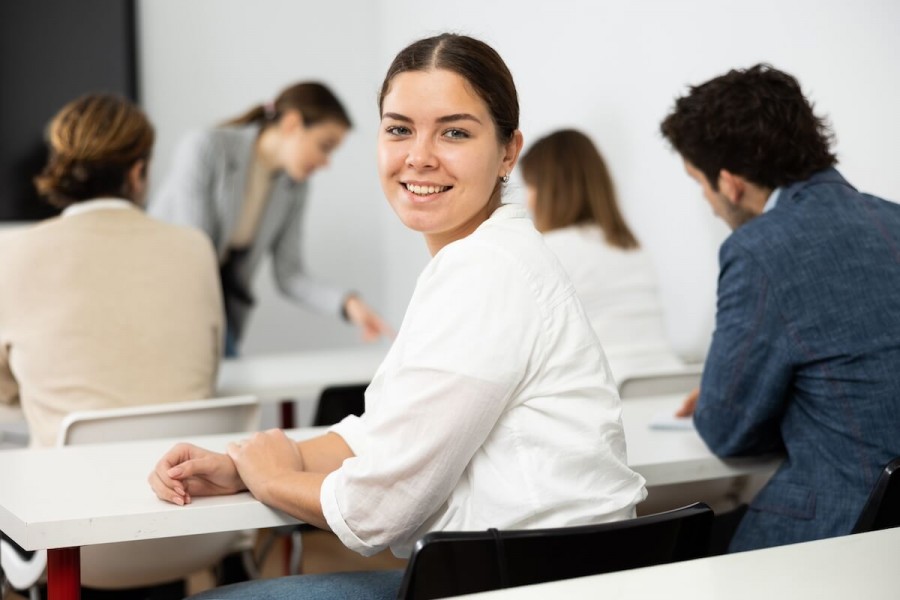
[279,109,305,133]
[501,130,524,178]
[126,159,148,206]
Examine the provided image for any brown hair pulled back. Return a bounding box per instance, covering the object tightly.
[34,93,154,208]
[378,33,519,144]
[521,129,638,249]
[224,81,352,130]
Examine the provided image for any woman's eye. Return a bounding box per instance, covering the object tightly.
[443,128,470,140]
[385,125,411,136]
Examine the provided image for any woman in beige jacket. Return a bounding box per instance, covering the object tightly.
[0,93,224,447]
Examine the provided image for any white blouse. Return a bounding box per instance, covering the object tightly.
[542,224,682,381]
[321,204,647,557]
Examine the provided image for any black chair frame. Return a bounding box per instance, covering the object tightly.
[398,502,713,600]
[852,456,900,534]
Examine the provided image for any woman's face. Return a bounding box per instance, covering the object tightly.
[378,68,521,255]
[279,113,348,182]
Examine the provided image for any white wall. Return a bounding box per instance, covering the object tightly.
[139,0,900,359]
[378,0,900,360]
[137,0,391,354]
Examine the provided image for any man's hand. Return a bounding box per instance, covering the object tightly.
[675,387,700,418]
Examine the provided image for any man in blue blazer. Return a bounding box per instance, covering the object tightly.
[660,64,900,552]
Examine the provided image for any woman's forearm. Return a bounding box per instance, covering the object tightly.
[256,470,330,530]
[296,432,355,474]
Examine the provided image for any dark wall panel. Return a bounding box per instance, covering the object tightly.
[0,0,137,220]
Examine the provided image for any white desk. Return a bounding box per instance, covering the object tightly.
[454,526,900,599]
[621,395,780,487]
[0,428,325,599]
[0,395,777,599]
[0,347,387,446]
[216,346,386,403]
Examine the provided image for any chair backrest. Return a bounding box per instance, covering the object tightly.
[852,457,900,534]
[618,365,703,399]
[57,395,260,446]
[62,395,260,589]
[397,502,713,600]
[313,383,367,427]
[0,422,29,449]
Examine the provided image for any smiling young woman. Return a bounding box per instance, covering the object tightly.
[377,67,521,255]
[150,34,646,600]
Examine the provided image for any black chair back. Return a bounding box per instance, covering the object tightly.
[313,383,368,426]
[852,457,900,533]
[397,502,713,600]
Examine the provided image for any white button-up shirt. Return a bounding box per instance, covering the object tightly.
[321,204,647,557]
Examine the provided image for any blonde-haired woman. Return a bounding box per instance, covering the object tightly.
[0,93,223,447]
[520,129,682,380]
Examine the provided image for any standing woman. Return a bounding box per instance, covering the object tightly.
[520,129,683,380]
[150,34,646,600]
[150,82,390,355]
[0,94,223,447]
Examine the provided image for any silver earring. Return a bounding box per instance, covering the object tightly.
[501,174,510,184]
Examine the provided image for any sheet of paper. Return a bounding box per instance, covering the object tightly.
[649,410,695,431]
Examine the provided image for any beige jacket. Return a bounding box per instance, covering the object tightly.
[0,202,224,447]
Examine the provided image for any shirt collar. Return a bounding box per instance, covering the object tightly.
[763,187,782,213]
[62,198,137,218]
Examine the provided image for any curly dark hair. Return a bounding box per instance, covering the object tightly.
[660,64,837,190]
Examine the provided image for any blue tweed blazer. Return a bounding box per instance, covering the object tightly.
[694,168,900,551]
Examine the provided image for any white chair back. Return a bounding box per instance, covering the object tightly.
[57,394,260,446]
[0,404,29,449]
[72,395,260,589]
[618,364,704,399]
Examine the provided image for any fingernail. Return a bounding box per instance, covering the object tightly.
[168,467,182,477]
[173,495,184,506]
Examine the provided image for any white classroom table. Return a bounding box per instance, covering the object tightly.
[453,526,900,600]
[0,394,779,599]
[216,346,386,403]
[621,394,780,486]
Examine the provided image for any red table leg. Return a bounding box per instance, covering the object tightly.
[278,398,297,573]
[47,547,80,600]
